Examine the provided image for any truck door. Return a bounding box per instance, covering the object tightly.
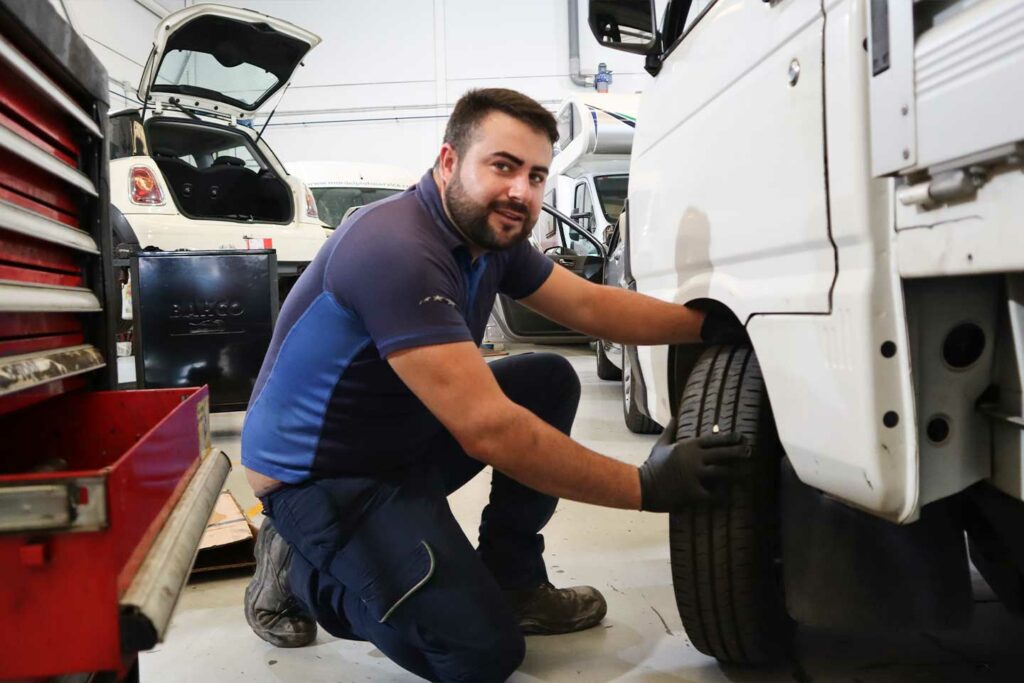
[630,0,836,318]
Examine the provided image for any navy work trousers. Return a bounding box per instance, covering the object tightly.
[261,352,581,682]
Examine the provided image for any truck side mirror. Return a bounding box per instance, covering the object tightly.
[570,210,593,225]
[588,0,659,55]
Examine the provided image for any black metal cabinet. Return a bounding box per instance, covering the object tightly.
[132,249,279,411]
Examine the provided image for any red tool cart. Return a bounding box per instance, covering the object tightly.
[0,1,230,680]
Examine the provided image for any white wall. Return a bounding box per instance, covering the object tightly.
[49,0,183,109]
[58,0,659,174]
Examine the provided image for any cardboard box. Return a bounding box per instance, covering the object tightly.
[191,491,257,575]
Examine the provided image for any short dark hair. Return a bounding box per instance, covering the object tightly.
[443,88,558,156]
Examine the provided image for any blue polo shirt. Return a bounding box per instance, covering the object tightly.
[241,170,554,483]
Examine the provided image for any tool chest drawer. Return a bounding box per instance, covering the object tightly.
[0,386,228,679]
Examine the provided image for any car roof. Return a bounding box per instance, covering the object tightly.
[287,161,419,190]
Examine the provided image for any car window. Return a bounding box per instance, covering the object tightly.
[212,145,261,172]
[558,217,600,257]
[573,182,593,231]
[154,49,279,110]
[311,187,405,228]
[555,104,585,154]
[533,208,558,251]
[606,219,621,253]
[581,188,594,231]
[594,175,628,223]
[109,112,145,159]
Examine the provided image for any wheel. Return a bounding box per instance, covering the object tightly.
[669,345,793,664]
[596,341,622,381]
[621,347,661,434]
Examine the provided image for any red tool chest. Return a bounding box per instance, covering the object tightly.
[0,1,229,679]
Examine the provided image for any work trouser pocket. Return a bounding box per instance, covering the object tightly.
[333,536,436,624]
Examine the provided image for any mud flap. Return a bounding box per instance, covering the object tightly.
[964,482,1024,614]
[781,459,973,629]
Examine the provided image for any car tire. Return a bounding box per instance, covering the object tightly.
[669,345,793,664]
[622,347,661,434]
[596,341,622,381]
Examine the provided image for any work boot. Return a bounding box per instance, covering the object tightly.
[506,581,607,635]
[244,518,317,647]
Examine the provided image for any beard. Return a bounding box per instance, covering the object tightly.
[444,170,536,252]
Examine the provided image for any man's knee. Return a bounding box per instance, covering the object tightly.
[444,628,525,682]
[542,352,581,404]
[533,353,581,432]
[497,352,580,408]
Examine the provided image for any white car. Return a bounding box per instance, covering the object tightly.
[109,5,328,296]
[593,0,1024,666]
[287,161,418,229]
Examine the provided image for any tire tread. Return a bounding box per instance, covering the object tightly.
[668,345,792,664]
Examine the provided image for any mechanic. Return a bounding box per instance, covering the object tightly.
[241,88,747,682]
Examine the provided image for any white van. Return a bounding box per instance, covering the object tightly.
[287,161,418,229]
[592,0,1024,666]
[109,5,328,295]
[544,94,637,248]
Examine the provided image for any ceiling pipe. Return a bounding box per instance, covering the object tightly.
[568,0,595,88]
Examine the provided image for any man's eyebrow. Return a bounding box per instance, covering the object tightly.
[492,151,549,175]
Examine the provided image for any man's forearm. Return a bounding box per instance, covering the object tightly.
[476,404,642,509]
[585,285,704,346]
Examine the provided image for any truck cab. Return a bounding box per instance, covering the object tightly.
[592,0,1024,664]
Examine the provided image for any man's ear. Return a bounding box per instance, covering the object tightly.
[438,143,458,184]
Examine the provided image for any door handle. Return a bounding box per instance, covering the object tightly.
[556,258,576,267]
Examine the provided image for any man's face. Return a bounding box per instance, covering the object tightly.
[440,111,552,252]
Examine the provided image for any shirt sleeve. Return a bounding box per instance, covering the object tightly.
[325,225,473,358]
[498,241,555,300]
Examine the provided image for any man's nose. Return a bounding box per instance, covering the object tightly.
[507,173,530,202]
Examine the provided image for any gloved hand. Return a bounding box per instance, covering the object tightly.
[638,417,751,511]
[687,300,746,346]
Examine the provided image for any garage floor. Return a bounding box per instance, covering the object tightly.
[141,345,1024,682]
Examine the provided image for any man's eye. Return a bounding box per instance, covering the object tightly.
[530,174,546,184]
[494,162,510,172]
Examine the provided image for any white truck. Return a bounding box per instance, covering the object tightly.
[591,0,1024,664]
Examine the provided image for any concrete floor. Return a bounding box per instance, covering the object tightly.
[141,345,1024,682]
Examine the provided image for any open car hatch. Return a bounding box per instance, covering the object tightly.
[138,5,321,119]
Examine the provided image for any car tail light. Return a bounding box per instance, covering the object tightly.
[129,165,165,205]
[304,186,319,219]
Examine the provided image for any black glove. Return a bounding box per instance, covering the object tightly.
[638,417,751,511]
[687,299,746,346]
